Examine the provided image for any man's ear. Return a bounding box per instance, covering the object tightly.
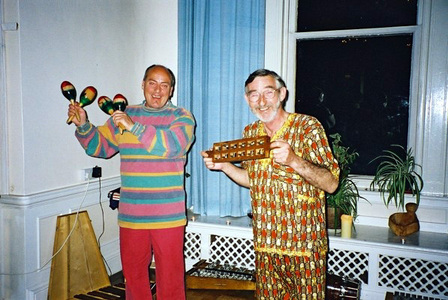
[244,93,250,105]
[141,81,145,90]
[279,86,287,101]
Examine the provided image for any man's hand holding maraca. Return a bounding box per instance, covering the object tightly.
[112,110,134,132]
[68,102,87,127]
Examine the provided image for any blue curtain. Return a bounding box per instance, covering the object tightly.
[178,0,265,216]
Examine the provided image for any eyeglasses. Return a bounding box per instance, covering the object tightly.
[246,88,280,102]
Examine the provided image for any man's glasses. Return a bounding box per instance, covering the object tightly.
[246,88,280,102]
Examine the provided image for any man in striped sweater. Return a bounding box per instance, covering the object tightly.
[68,65,196,300]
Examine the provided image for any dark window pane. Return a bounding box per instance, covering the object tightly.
[295,36,412,175]
[297,0,418,32]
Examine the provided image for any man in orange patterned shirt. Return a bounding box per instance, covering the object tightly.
[202,69,340,299]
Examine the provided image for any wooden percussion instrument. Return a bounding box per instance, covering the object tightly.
[186,259,256,291]
[73,283,125,299]
[98,96,115,115]
[205,136,271,162]
[61,81,80,122]
[113,94,128,134]
[48,211,111,300]
[72,282,156,300]
[112,94,128,112]
[326,273,361,299]
[98,95,127,134]
[48,211,158,300]
[66,86,98,124]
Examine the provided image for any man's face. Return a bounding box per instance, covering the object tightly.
[244,75,286,123]
[141,66,174,109]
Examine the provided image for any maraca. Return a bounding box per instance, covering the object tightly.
[98,96,126,133]
[98,96,115,115]
[113,94,128,111]
[61,81,80,122]
[113,94,128,134]
[66,86,98,124]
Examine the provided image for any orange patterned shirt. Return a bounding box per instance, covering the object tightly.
[242,113,339,258]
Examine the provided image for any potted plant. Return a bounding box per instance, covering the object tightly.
[326,133,367,230]
[369,144,424,236]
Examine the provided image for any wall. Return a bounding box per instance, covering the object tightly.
[1,0,179,195]
[0,1,178,299]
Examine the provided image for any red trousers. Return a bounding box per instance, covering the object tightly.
[119,226,186,300]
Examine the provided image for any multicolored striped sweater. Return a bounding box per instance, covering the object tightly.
[75,100,196,229]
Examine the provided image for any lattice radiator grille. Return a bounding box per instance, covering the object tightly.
[208,235,255,269]
[327,248,369,284]
[184,227,447,299]
[378,254,448,298]
[184,232,202,260]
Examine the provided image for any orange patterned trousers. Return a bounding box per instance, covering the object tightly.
[254,250,327,300]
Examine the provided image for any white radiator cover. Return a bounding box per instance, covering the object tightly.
[185,215,448,300]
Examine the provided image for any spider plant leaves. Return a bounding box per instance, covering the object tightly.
[370,145,423,210]
[329,176,368,219]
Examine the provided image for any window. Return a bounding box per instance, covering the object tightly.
[292,0,418,175]
[297,0,417,31]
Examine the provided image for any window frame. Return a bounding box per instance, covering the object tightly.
[267,0,425,189]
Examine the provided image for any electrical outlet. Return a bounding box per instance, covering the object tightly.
[80,166,101,181]
[82,168,92,180]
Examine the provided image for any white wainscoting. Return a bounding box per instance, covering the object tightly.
[0,177,122,300]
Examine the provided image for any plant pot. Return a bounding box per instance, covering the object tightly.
[388,203,420,236]
[327,207,342,229]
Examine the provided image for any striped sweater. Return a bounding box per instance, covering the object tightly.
[75,100,196,229]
